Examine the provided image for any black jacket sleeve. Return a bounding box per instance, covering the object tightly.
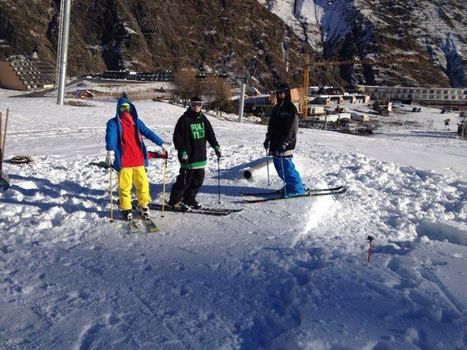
[283,109,299,145]
[173,117,187,151]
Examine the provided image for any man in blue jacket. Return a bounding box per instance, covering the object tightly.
[105,96,166,220]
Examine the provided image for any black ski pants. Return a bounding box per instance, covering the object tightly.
[169,168,205,205]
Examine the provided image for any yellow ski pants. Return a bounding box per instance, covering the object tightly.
[118,166,151,210]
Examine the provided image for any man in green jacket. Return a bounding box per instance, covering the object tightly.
[168,96,221,210]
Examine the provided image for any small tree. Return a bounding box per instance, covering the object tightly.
[201,77,232,116]
[173,69,198,106]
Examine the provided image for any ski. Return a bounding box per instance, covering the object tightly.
[243,187,347,203]
[240,185,345,196]
[130,200,160,233]
[124,218,159,234]
[127,219,144,234]
[116,210,144,234]
[147,203,243,216]
[141,217,160,233]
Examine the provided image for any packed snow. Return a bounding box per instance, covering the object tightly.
[0,84,466,349]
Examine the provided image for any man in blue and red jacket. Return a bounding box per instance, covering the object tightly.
[105,96,166,220]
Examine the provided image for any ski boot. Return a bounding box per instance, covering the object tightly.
[168,201,189,212]
[140,206,150,219]
[122,209,133,221]
[184,200,204,210]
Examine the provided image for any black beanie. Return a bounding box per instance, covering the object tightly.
[190,96,203,103]
[276,83,290,91]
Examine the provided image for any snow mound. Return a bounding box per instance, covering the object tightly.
[417,220,467,246]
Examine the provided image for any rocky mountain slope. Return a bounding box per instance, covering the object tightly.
[258,0,466,87]
[0,0,308,87]
[0,0,465,88]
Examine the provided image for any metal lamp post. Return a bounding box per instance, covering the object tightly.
[238,80,245,123]
[56,0,72,105]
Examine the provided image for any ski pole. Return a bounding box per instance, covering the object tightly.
[367,235,375,263]
[266,148,270,186]
[217,157,221,204]
[0,112,3,173]
[0,110,9,191]
[161,157,168,218]
[109,167,114,222]
[280,154,287,198]
[2,109,7,157]
[1,109,8,167]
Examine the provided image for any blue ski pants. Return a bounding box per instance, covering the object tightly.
[273,156,305,196]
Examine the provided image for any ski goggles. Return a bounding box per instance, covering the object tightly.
[190,101,203,107]
[120,104,131,112]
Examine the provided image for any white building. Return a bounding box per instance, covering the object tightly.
[358,85,466,106]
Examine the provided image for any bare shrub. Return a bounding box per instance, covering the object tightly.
[200,77,232,115]
[173,69,198,105]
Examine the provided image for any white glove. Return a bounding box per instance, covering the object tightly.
[105,150,115,168]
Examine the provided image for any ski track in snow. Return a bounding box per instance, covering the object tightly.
[1,98,466,348]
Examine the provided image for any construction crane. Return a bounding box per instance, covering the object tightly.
[300,56,419,118]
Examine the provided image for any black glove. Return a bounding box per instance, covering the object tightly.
[280,143,288,152]
[263,139,270,150]
[215,147,221,158]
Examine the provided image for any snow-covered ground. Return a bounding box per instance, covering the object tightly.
[0,86,466,349]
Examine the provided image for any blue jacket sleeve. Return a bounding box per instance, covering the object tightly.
[137,119,164,146]
[105,119,118,151]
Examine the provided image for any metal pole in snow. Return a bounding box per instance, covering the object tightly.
[239,82,246,123]
[56,0,72,105]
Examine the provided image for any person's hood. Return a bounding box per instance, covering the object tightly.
[115,97,139,120]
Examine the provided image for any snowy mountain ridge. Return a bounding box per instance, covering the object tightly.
[0,0,307,87]
[259,0,466,87]
[0,0,465,88]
